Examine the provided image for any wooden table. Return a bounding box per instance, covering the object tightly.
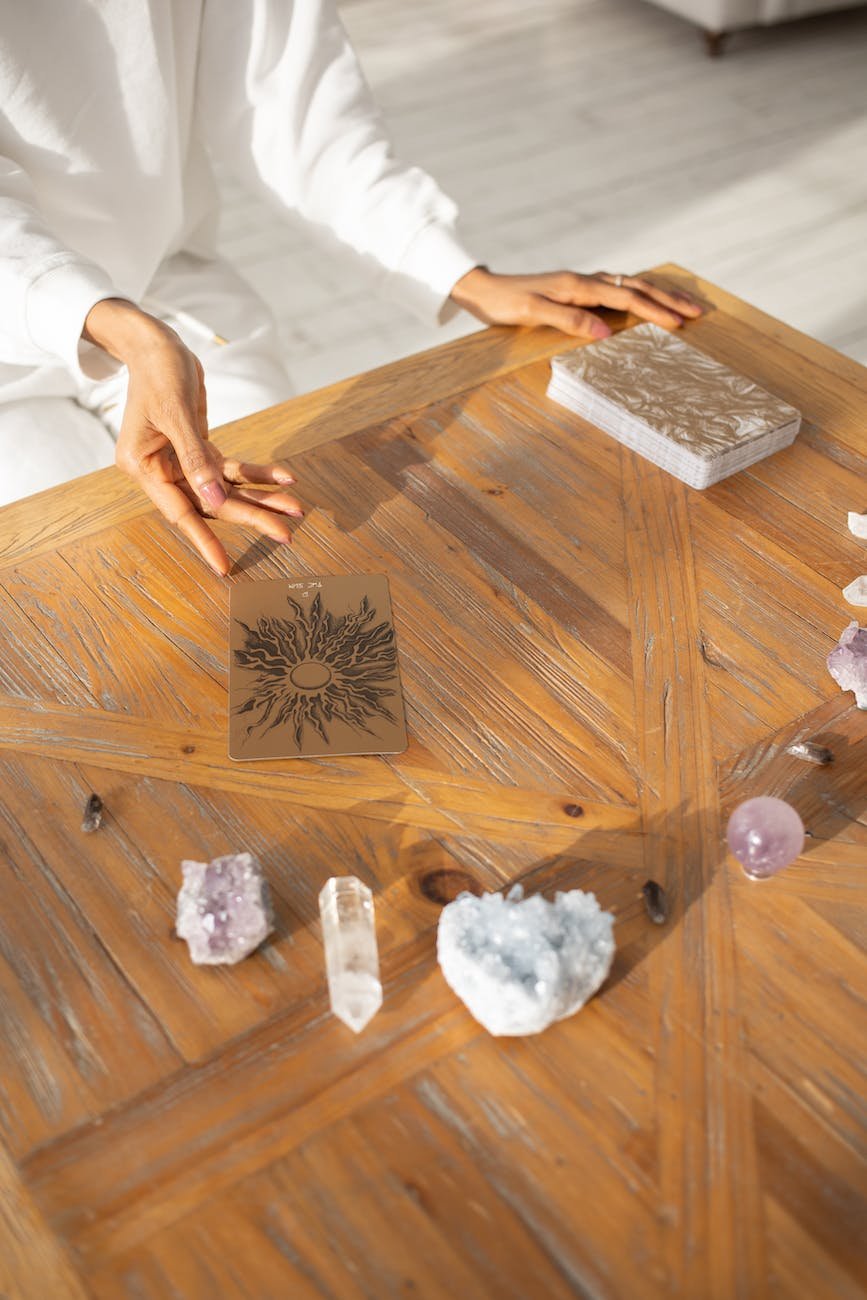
[0,266,865,1300]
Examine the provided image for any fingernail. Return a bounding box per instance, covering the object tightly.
[275,471,295,484]
[591,322,612,339]
[201,480,227,509]
[288,508,305,519]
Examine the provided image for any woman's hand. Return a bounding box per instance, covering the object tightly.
[450,267,703,338]
[84,299,302,576]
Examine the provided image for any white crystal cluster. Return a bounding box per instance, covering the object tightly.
[176,852,272,965]
[437,885,615,1037]
[844,511,867,605]
[843,576,867,606]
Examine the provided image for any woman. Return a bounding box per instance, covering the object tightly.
[0,0,699,571]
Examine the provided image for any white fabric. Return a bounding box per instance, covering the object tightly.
[0,399,117,505]
[0,0,477,408]
[0,254,293,506]
[642,0,866,30]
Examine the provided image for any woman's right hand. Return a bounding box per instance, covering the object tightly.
[84,298,303,576]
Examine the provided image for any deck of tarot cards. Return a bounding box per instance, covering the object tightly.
[546,322,801,489]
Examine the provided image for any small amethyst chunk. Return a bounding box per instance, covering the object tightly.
[827,621,867,709]
[81,792,104,833]
[785,741,833,765]
[176,852,272,965]
[641,879,668,924]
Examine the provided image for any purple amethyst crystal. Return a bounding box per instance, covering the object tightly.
[726,797,805,880]
[827,621,867,709]
[176,852,272,965]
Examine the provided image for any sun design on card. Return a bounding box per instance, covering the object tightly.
[232,593,399,745]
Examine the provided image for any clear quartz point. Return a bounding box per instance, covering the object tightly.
[318,876,382,1033]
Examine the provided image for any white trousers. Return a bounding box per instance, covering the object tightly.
[0,253,293,506]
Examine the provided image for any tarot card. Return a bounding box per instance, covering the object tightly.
[229,574,407,760]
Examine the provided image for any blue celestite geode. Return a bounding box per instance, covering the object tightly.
[437,885,615,1036]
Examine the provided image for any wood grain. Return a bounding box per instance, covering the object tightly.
[0,269,865,1297]
[0,1142,87,1300]
[623,451,765,1296]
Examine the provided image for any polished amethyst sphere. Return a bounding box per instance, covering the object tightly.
[726,796,805,879]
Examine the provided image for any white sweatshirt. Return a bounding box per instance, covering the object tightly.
[0,0,477,397]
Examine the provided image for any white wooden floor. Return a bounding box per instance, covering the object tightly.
[216,0,867,393]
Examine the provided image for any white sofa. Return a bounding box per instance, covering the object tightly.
[643,0,867,52]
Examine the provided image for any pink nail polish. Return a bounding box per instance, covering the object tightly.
[201,481,227,509]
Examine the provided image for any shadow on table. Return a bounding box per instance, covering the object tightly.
[338,792,721,1011]
[719,702,867,851]
[233,322,576,562]
[228,385,457,576]
[500,800,721,999]
[230,534,288,576]
[787,720,867,847]
[294,400,457,538]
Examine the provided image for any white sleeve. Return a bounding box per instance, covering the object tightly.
[0,156,117,376]
[197,0,478,323]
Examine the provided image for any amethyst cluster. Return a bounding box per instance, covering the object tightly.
[176,852,272,965]
[826,621,867,709]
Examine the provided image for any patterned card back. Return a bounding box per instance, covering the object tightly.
[550,322,800,458]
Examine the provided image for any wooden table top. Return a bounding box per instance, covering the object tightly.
[0,266,865,1300]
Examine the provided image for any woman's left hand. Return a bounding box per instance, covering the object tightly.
[450,267,703,339]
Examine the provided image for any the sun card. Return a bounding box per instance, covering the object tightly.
[229,575,408,760]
